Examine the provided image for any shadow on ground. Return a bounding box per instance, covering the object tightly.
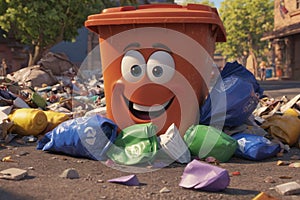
[0,188,34,200]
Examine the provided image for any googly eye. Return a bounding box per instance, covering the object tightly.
[121,50,146,82]
[147,51,175,84]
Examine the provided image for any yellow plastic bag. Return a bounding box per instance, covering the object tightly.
[261,114,300,146]
[42,110,70,134]
[283,108,299,117]
[8,108,48,136]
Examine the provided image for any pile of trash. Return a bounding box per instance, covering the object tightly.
[0,52,105,143]
[1,55,300,193]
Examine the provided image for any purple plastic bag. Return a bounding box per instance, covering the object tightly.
[108,174,140,186]
[179,159,230,191]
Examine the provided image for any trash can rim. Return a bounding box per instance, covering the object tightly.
[85,3,226,42]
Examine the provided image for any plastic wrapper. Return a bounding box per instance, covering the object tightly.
[184,125,238,162]
[106,123,158,165]
[37,115,117,161]
[232,133,281,161]
[8,108,48,136]
[31,92,47,109]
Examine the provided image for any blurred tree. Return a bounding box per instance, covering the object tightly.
[0,0,113,66]
[216,0,274,62]
[119,0,174,5]
[198,0,215,6]
[181,0,215,6]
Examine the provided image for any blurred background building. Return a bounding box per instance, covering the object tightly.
[262,0,300,80]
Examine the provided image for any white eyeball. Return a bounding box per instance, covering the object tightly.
[121,50,146,82]
[146,51,175,84]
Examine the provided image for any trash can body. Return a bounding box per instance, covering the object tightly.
[85,4,226,135]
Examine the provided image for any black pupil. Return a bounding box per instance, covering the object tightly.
[131,65,142,77]
[153,66,163,77]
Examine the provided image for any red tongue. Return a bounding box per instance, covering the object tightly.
[130,108,164,120]
[132,110,151,120]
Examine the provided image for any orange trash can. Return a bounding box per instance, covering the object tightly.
[85,4,226,136]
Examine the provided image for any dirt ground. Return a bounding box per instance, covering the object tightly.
[0,140,299,200]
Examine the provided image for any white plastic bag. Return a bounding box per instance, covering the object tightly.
[159,123,191,164]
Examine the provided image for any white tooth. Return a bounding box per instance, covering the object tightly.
[133,100,169,112]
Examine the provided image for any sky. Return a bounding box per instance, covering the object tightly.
[212,0,222,8]
[174,0,223,8]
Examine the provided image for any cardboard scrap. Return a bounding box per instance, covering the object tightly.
[275,181,300,195]
[0,168,28,180]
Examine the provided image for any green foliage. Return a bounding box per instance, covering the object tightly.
[0,0,113,65]
[216,0,274,61]
[181,0,215,6]
[199,0,215,6]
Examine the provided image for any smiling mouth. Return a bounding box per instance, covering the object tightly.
[124,96,175,120]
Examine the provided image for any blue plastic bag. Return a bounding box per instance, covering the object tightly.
[200,61,261,127]
[231,133,281,161]
[37,114,117,161]
[220,61,264,97]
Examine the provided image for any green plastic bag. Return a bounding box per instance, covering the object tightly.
[106,123,158,165]
[184,125,238,162]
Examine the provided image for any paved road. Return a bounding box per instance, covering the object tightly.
[259,80,300,98]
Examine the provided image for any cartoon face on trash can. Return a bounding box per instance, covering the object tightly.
[85,4,226,136]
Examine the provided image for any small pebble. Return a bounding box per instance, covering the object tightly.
[23,136,37,143]
[6,146,14,150]
[59,168,79,179]
[15,139,25,145]
[105,159,114,167]
[264,176,276,183]
[17,151,29,156]
[205,156,219,165]
[159,187,171,193]
[97,179,104,183]
[99,196,107,199]
[279,175,292,179]
[27,167,35,170]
